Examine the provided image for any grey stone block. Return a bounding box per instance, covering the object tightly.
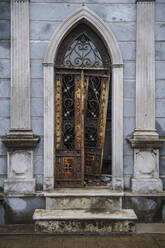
[0,100,10,117]
[30,42,48,59]
[123,118,135,137]
[156,4,165,22]
[156,43,165,61]
[31,80,43,98]
[124,62,136,80]
[32,119,43,135]
[30,3,80,21]
[31,62,43,79]
[88,4,136,22]
[160,158,165,175]
[0,42,10,59]
[0,61,10,78]
[0,140,6,155]
[0,23,10,39]
[31,99,43,117]
[123,139,133,156]
[0,2,10,20]
[156,24,165,41]
[156,118,165,136]
[34,137,43,156]
[35,174,43,191]
[46,195,122,211]
[0,119,10,135]
[0,202,5,224]
[0,176,5,191]
[156,62,165,79]
[123,196,163,222]
[0,80,10,97]
[34,156,43,175]
[156,82,165,99]
[119,42,136,61]
[30,22,59,41]
[123,175,132,189]
[162,204,165,221]
[156,101,165,117]
[0,157,7,175]
[109,23,136,41]
[4,197,45,224]
[160,143,165,156]
[161,177,165,190]
[123,155,133,175]
[124,100,135,117]
[124,81,135,98]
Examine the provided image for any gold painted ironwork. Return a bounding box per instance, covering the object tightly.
[54,69,110,186]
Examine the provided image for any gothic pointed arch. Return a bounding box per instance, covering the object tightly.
[43,7,124,190]
[44,7,123,66]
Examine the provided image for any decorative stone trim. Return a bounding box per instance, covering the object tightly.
[127,136,165,149]
[43,7,124,191]
[136,0,155,2]
[2,129,40,150]
[44,7,123,65]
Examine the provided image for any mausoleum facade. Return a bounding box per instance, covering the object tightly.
[0,0,165,227]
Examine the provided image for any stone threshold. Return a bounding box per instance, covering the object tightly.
[1,190,165,198]
[33,209,137,221]
[45,188,124,197]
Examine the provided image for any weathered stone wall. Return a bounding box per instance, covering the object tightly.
[0,0,165,191]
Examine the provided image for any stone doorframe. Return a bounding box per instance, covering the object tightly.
[43,7,124,191]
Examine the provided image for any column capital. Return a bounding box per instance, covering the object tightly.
[136,0,156,3]
[12,0,30,2]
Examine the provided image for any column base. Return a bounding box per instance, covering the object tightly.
[131,178,163,193]
[4,178,35,194]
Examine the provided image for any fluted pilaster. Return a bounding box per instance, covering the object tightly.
[127,0,163,193]
[11,0,30,129]
[136,1,155,132]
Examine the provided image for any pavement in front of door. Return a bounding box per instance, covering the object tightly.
[0,224,165,248]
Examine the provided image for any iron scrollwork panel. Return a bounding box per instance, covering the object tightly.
[84,75,110,176]
[54,73,84,187]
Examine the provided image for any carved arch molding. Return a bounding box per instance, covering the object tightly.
[43,7,124,190]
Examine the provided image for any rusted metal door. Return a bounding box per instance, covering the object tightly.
[54,23,111,187]
[54,68,110,186]
[84,70,110,176]
[54,69,85,187]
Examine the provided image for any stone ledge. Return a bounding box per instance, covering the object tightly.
[126,136,165,149]
[1,129,40,150]
[33,209,137,221]
[45,188,124,197]
[33,209,137,233]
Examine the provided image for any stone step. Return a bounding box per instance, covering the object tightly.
[45,189,123,210]
[33,209,137,234]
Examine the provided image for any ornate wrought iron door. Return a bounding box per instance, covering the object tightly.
[54,23,111,187]
[54,69,85,187]
[84,71,110,176]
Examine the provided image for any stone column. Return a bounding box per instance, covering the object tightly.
[127,0,164,193]
[112,65,123,190]
[1,0,39,194]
